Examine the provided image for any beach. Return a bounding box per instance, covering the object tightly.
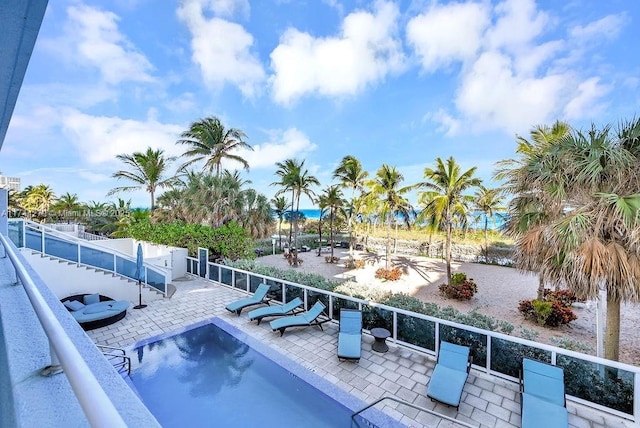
[256,248,640,364]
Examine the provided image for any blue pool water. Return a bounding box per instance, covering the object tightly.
[128,318,400,428]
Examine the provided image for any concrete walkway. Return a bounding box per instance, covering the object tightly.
[87,276,635,428]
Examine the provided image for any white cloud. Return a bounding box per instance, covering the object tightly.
[485,0,549,52]
[269,1,404,105]
[406,2,490,71]
[563,77,610,119]
[60,110,184,164]
[570,14,627,42]
[177,0,265,97]
[236,128,317,169]
[208,0,250,18]
[426,109,462,136]
[48,4,155,84]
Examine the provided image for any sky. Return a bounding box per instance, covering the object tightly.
[3,0,640,209]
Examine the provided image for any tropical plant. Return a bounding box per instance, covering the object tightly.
[272,159,319,266]
[19,184,56,219]
[494,121,571,299]
[52,192,84,223]
[176,116,252,176]
[319,185,346,260]
[108,147,176,210]
[271,196,289,251]
[417,156,481,285]
[333,155,368,253]
[473,186,505,263]
[499,118,640,361]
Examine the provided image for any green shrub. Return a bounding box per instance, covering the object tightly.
[518,288,577,327]
[439,278,478,300]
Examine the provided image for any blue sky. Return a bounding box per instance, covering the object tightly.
[3,0,640,208]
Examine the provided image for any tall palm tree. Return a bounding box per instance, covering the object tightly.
[417,157,481,285]
[177,116,253,176]
[500,118,640,361]
[21,184,56,220]
[494,121,571,299]
[370,165,413,269]
[108,147,176,210]
[272,159,319,266]
[473,186,505,264]
[53,192,83,223]
[333,155,369,253]
[320,185,346,260]
[271,196,289,251]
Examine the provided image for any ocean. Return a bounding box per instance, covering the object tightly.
[292,209,506,231]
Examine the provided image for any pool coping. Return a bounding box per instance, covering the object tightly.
[129,316,405,428]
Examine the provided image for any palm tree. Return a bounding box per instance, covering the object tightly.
[108,147,176,210]
[473,186,505,264]
[21,184,56,220]
[494,121,571,299]
[369,165,413,269]
[272,159,319,266]
[417,157,481,285]
[53,192,83,223]
[320,185,346,260]
[500,118,640,361]
[177,116,253,176]
[333,155,368,253]
[271,196,289,251]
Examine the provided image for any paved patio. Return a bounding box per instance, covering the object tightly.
[87,275,635,428]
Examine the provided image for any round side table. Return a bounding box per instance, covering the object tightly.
[370,327,391,353]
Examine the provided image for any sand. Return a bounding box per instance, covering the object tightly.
[256,248,640,364]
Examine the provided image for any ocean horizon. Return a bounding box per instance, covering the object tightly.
[290,209,506,230]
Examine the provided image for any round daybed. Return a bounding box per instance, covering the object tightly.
[61,294,129,331]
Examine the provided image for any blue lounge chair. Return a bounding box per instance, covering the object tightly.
[337,308,362,362]
[426,341,472,408]
[270,301,330,336]
[247,297,304,325]
[225,283,271,316]
[520,358,568,428]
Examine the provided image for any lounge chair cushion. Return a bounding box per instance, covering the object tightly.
[522,359,565,406]
[84,293,100,305]
[64,300,85,311]
[521,393,568,428]
[438,342,470,372]
[337,333,361,359]
[270,301,326,331]
[247,297,303,321]
[225,284,270,314]
[427,364,468,407]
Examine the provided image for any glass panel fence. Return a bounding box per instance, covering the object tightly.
[439,324,488,367]
[286,284,304,303]
[234,272,247,291]
[490,337,551,378]
[25,228,42,252]
[115,256,137,280]
[80,246,114,271]
[397,313,436,351]
[362,305,393,332]
[146,270,166,293]
[45,236,78,262]
[332,296,360,321]
[220,267,233,287]
[249,275,264,293]
[266,279,283,302]
[8,220,23,248]
[208,264,219,282]
[186,259,194,274]
[557,354,634,415]
[307,289,329,309]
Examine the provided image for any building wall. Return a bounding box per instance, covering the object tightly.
[0,174,20,192]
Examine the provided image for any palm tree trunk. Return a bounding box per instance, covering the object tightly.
[293,192,300,267]
[605,293,620,361]
[483,217,489,263]
[537,275,545,300]
[386,213,392,270]
[330,210,334,259]
[150,189,155,211]
[445,221,452,286]
[317,215,322,256]
[278,218,283,251]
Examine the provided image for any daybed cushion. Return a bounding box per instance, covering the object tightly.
[84,293,100,305]
[70,301,130,323]
[64,300,85,311]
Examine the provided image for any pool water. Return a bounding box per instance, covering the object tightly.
[128,319,398,427]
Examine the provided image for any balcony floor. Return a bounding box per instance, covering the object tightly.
[86,276,634,428]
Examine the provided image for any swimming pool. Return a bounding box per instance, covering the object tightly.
[127,318,402,427]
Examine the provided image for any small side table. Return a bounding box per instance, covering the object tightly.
[370,327,391,353]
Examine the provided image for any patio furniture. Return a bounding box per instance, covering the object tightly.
[426,341,472,409]
[337,309,362,362]
[270,301,330,336]
[520,358,568,428]
[247,297,304,325]
[61,294,129,331]
[225,283,271,316]
[370,327,391,353]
